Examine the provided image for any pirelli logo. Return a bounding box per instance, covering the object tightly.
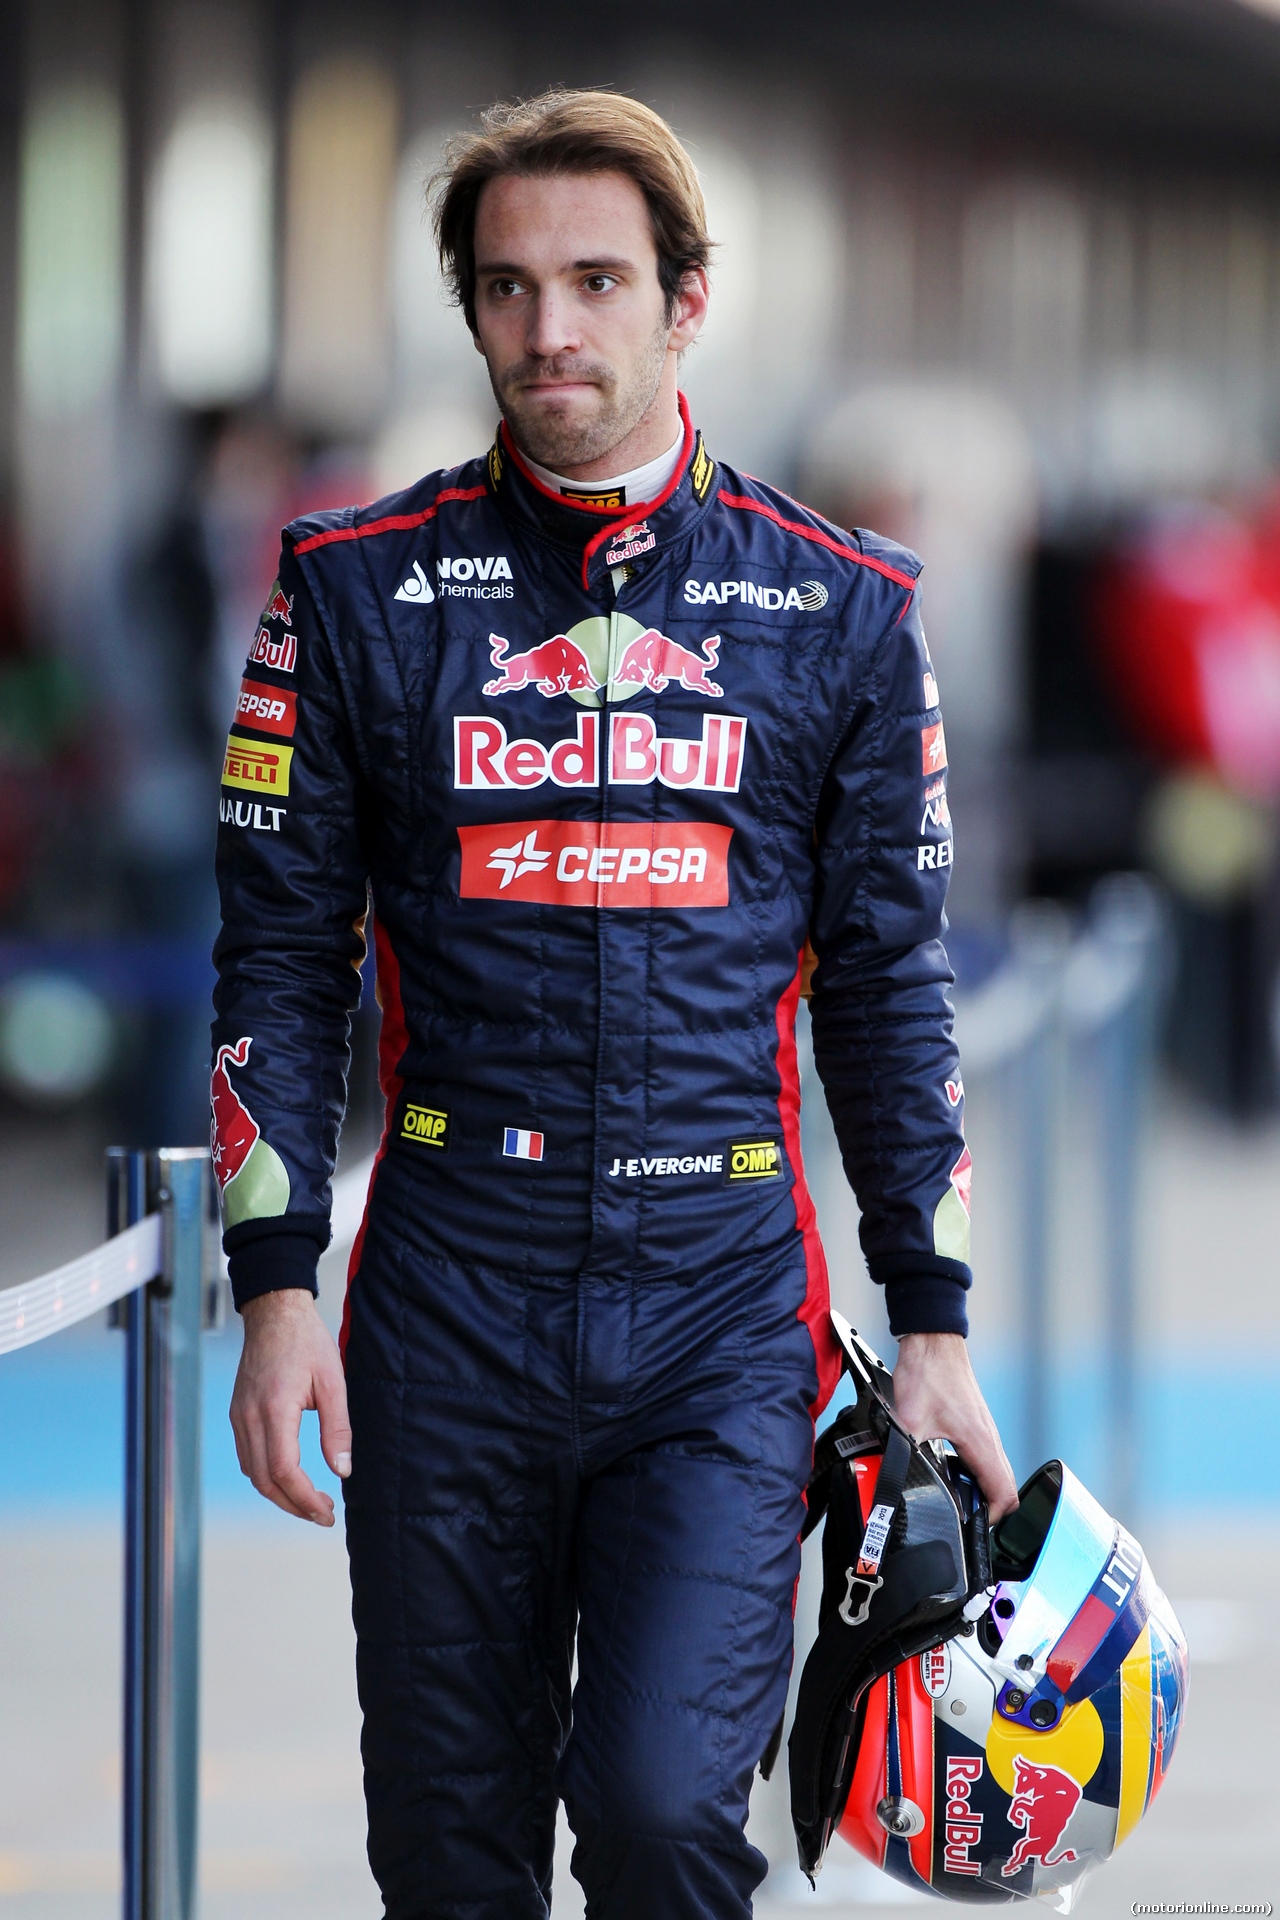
[400,1102,449,1150]
[724,1138,782,1183]
[222,734,293,795]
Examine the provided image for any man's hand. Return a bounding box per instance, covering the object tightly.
[230,1290,352,1525]
[893,1331,1018,1521]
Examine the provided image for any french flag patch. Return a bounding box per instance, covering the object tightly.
[503,1127,544,1162]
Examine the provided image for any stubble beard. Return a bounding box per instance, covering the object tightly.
[489,317,670,473]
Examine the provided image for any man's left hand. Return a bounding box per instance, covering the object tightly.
[893,1331,1018,1521]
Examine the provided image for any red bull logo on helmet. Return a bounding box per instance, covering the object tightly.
[457,819,732,908]
[942,1756,984,1876]
[1002,1757,1082,1876]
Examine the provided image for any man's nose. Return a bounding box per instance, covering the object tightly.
[524,288,581,361]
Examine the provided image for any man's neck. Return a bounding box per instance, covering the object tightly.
[521,423,684,504]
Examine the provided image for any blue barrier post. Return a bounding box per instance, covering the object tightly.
[108,1148,210,1920]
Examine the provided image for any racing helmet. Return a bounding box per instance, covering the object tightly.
[787,1313,1188,1910]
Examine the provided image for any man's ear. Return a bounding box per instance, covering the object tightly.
[670,266,710,352]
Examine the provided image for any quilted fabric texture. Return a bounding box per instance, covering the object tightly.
[212,402,971,1344]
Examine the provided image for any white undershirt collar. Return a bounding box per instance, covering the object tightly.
[522,427,684,509]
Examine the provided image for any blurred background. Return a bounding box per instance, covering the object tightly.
[1,0,1279,1912]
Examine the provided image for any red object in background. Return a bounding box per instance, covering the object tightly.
[1097,503,1280,798]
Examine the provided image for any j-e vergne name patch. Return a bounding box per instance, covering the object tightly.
[398,1099,450,1151]
[724,1138,782,1183]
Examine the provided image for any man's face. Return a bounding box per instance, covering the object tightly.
[471,169,705,471]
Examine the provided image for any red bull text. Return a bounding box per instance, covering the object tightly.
[453,714,747,793]
[249,626,297,674]
[943,1756,983,1876]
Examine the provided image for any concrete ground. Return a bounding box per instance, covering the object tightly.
[0,1521,1271,1918]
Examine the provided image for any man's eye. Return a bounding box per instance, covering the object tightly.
[491,280,524,299]
[583,275,617,294]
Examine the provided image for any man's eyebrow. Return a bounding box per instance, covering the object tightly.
[474,255,636,276]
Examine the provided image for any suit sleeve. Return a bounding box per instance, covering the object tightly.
[211,538,369,1308]
[808,582,972,1338]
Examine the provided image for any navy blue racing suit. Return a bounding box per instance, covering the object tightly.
[212,398,971,1918]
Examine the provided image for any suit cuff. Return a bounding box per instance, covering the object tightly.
[223,1213,329,1312]
[868,1252,971,1338]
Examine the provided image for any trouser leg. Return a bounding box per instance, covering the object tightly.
[343,1226,577,1920]
[562,1282,816,1919]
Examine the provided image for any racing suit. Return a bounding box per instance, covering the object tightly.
[212,395,971,1919]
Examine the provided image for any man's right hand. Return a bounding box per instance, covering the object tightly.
[230,1290,352,1525]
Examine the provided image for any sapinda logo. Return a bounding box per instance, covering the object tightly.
[457,819,732,908]
[235,679,296,738]
[683,578,829,611]
[453,713,747,793]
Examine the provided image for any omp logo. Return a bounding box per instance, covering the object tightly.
[457,819,732,908]
[724,1139,782,1182]
[683,578,829,611]
[248,627,297,674]
[235,679,296,738]
[400,1102,449,1150]
[222,735,293,795]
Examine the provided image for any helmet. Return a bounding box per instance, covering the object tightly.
[787,1314,1188,1910]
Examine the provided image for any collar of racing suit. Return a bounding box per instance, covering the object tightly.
[487,390,719,591]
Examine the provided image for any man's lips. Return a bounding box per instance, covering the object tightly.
[517,379,600,399]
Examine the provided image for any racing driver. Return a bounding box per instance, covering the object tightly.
[215,87,1017,1920]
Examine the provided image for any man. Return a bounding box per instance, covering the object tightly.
[216,88,1016,1920]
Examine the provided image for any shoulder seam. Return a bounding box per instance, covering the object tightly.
[716,489,917,589]
[292,484,488,556]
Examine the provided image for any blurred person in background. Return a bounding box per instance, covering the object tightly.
[115,409,298,1145]
[213,88,1015,1920]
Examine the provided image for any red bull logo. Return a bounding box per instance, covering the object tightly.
[1002,1757,1081,1875]
[454,712,748,793]
[943,1755,983,1876]
[613,629,722,698]
[457,819,732,909]
[265,587,293,626]
[210,1038,259,1190]
[484,634,601,698]
[249,626,297,674]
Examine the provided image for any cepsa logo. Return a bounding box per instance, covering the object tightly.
[454,713,747,794]
[457,819,732,909]
[222,734,293,795]
[235,679,297,738]
[922,722,948,774]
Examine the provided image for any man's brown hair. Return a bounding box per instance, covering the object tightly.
[431,88,713,332]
